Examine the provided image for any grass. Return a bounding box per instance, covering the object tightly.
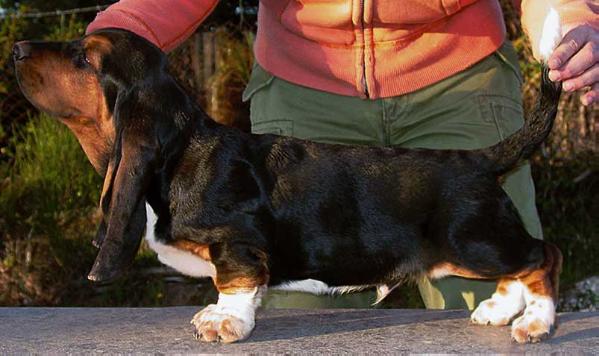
[0,115,213,307]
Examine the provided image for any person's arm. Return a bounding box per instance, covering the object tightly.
[520,0,599,105]
[86,0,219,52]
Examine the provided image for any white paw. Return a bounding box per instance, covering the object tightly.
[190,304,255,343]
[471,299,520,326]
[510,298,555,343]
[471,280,525,326]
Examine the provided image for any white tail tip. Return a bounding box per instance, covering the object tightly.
[537,7,562,62]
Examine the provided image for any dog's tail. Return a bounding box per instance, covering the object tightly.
[481,67,561,176]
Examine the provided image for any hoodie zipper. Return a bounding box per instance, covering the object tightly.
[360,0,369,98]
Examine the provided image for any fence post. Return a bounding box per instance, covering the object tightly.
[190,33,203,94]
[202,31,216,86]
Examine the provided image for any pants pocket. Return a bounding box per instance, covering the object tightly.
[251,119,294,136]
[477,95,524,140]
[243,64,295,136]
[242,63,275,102]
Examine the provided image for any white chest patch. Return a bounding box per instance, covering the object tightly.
[144,203,216,278]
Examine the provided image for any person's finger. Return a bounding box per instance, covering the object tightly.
[547,25,593,70]
[553,41,598,82]
[562,63,599,92]
[581,82,599,106]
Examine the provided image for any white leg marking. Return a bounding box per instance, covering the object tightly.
[144,203,216,278]
[191,286,265,343]
[471,280,525,326]
[511,287,556,343]
[538,6,562,62]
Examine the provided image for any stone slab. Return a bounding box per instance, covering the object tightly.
[0,307,597,353]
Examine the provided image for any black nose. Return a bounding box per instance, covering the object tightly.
[13,41,32,61]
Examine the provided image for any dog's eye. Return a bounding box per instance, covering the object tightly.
[75,51,91,68]
[81,52,90,65]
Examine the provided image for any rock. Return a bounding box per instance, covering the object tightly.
[559,276,599,312]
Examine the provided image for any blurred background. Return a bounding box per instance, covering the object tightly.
[0,0,596,311]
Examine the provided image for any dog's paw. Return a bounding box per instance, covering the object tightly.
[190,304,254,343]
[510,299,555,343]
[471,282,525,326]
[471,299,515,326]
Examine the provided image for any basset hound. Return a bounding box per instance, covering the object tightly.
[14,27,563,344]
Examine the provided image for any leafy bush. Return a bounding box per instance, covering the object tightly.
[0,114,100,304]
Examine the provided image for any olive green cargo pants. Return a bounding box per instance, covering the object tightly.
[242,42,542,310]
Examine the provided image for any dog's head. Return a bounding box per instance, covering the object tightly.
[14,29,193,282]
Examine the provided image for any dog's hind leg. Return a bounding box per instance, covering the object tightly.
[471,278,525,326]
[469,242,562,343]
[460,241,562,343]
[508,242,562,343]
[466,242,562,343]
[190,241,269,343]
[427,240,562,343]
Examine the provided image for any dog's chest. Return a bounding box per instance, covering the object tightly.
[144,203,216,278]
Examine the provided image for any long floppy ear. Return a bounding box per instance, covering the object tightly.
[88,89,158,282]
[92,158,114,249]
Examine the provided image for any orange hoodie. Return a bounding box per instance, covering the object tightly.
[87,0,598,99]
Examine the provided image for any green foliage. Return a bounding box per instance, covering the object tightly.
[44,12,87,41]
[0,114,100,230]
[0,7,27,68]
[533,155,599,287]
[0,114,101,305]
[0,114,215,307]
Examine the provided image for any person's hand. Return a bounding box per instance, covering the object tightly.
[547,24,599,105]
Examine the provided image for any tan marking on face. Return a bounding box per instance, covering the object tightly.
[170,240,211,261]
[59,86,115,174]
[14,36,117,174]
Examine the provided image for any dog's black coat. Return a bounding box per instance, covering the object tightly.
[16,29,562,289]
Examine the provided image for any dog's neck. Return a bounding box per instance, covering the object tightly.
[143,77,239,232]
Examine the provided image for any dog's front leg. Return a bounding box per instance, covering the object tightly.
[191,242,269,343]
[191,285,266,343]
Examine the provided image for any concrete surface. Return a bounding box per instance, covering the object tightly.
[0,307,597,353]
